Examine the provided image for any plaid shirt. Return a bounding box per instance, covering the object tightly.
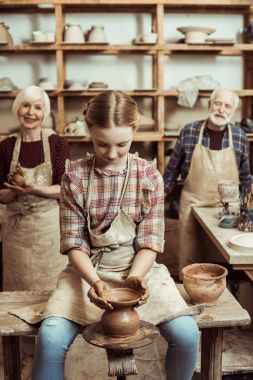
[164,120,252,194]
[60,154,164,255]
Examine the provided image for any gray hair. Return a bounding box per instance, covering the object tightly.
[209,88,240,110]
[12,85,51,122]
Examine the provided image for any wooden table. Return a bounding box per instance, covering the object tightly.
[192,207,253,279]
[0,286,250,380]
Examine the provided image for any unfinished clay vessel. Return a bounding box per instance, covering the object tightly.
[101,288,141,337]
[182,263,228,304]
[7,166,26,187]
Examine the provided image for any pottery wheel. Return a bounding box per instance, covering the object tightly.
[83,321,160,350]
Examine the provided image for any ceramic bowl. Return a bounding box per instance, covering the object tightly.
[182,263,228,304]
[177,26,216,44]
[218,214,238,229]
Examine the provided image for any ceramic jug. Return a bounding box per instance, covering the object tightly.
[64,22,84,43]
[88,26,107,43]
[0,22,13,45]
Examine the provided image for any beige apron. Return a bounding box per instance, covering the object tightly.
[179,123,239,276]
[10,154,203,325]
[2,130,67,291]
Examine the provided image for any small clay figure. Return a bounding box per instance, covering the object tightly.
[7,164,27,187]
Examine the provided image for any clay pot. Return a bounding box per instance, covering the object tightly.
[182,263,228,304]
[101,288,141,337]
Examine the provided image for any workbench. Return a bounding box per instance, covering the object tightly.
[0,286,250,380]
[192,206,253,280]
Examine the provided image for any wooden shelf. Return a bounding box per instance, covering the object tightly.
[0,0,253,173]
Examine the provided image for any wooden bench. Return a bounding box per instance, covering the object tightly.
[0,285,250,380]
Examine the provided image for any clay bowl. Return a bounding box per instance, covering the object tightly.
[101,288,141,337]
[182,263,228,304]
[103,288,141,307]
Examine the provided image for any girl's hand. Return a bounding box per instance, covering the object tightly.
[88,280,113,310]
[123,276,150,306]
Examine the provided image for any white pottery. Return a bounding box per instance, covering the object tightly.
[142,32,158,43]
[177,26,216,44]
[218,180,239,203]
[37,77,55,91]
[64,23,84,43]
[32,31,47,42]
[228,233,253,253]
[64,118,87,136]
[68,82,86,90]
[0,22,13,45]
[74,119,87,136]
[88,26,107,43]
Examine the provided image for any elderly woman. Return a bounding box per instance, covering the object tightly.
[0,85,69,290]
[0,85,69,378]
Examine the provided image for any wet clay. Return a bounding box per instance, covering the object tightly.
[101,288,141,338]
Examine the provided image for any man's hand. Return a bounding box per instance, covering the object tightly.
[123,276,150,306]
[88,280,113,310]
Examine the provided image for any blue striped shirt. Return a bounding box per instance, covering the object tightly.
[163,120,252,194]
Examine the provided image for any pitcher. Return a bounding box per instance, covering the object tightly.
[0,22,13,45]
[88,26,107,43]
[64,22,84,43]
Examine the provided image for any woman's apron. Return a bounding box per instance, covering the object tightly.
[10,154,203,326]
[2,130,67,291]
[179,123,239,276]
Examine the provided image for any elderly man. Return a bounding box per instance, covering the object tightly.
[163,88,252,275]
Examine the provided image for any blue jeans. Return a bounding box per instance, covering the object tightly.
[32,315,199,380]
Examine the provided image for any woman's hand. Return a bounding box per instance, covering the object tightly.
[4,182,33,194]
[88,280,113,310]
[7,165,27,187]
[123,276,150,306]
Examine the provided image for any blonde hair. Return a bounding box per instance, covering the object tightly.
[83,91,140,131]
[12,85,51,122]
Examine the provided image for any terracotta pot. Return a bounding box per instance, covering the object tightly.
[182,263,228,304]
[101,288,141,337]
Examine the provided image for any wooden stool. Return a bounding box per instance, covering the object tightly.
[83,320,159,379]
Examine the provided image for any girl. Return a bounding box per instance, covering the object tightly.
[11,90,200,380]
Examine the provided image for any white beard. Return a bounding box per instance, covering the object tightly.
[209,112,232,127]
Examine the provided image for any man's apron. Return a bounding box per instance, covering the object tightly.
[10,155,203,326]
[179,123,239,276]
[2,130,67,291]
